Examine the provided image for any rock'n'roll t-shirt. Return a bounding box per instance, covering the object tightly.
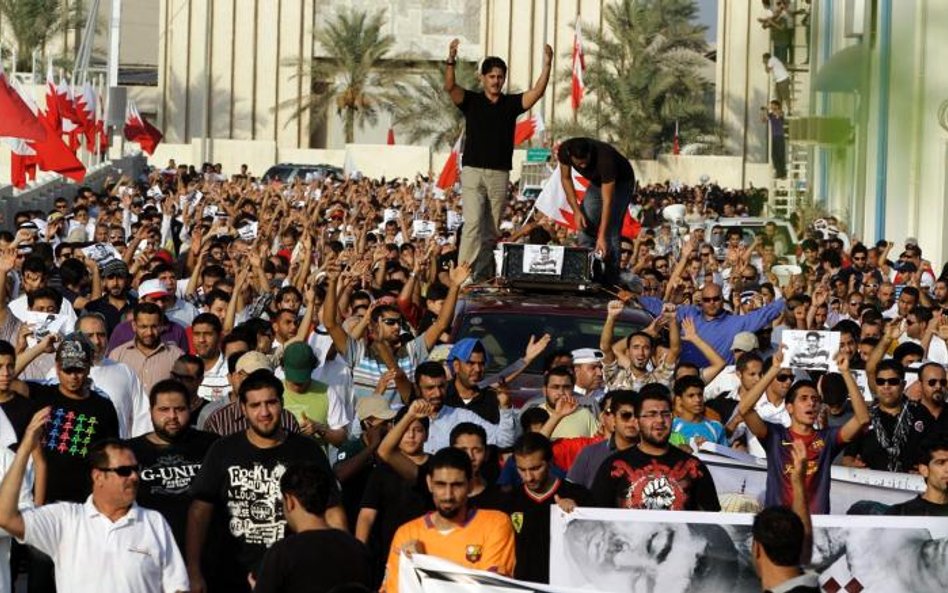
[189,431,339,574]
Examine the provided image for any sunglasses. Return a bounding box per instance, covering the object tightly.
[875,377,902,386]
[97,464,140,477]
[700,251,712,256]
[927,378,948,387]
[380,318,401,326]
[702,296,723,303]
[863,284,878,289]
[617,410,635,421]
[620,248,634,255]
[741,276,756,281]
[775,374,794,383]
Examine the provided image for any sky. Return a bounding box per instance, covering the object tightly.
[696,0,718,44]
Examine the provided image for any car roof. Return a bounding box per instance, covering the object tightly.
[454,288,653,324]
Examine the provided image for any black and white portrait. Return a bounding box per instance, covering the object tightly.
[523,244,564,276]
[549,509,948,593]
[782,329,839,372]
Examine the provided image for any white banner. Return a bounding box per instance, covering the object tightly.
[696,446,925,514]
[399,553,585,593]
[549,507,946,593]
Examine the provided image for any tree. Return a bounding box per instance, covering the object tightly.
[553,0,716,159]
[389,61,479,151]
[0,0,81,71]
[282,8,408,144]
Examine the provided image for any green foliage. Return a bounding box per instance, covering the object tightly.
[553,0,716,159]
[281,8,409,144]
[389,62,479,151]
[0,0,81,70]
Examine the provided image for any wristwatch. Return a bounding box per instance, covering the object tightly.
[444,59,456,66]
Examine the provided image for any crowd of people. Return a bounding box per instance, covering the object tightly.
[0,36,943,593]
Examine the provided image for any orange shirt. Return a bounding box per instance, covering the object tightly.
[383,508,516,593]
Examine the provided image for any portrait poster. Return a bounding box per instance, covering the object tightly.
[522,244,564,276]
[549,508,946,593]
[781,329,840,372]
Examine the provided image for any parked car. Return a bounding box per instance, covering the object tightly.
[261,163,343,184]
[705,217,799,264]
[450,288,653,406]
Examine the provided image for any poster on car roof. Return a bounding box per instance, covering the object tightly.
[522,244,564,276]
[549,508,945,593]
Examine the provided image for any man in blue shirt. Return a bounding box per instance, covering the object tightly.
[639,282,784,366]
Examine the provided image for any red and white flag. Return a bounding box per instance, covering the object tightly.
[436,132,462,191]
[513,112,545,146]
[386,127,396,145]
[124,99,163,155]
[80,83,99,146]
[4,138,38,189]
[0,62,47,141]
[571,15,586,112]
[12,80,86,182]
[673,120,680,155]
[44,67,62,133]
[535,167,589,230]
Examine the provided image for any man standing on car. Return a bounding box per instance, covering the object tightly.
[444,38,552,282]
[557,138,636,285]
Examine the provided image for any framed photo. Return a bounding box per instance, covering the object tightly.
[522,244,564,276]
[781,329,840,372]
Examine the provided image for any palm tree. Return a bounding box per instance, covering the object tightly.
[389,61,479,151]
[552,0,716,159]
[0,0,81,71]
[281,8,408,144]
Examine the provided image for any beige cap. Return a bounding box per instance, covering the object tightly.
[356,396,397,421]
[236,350,273,374]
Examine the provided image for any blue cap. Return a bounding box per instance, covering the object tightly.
[447,338,490,366]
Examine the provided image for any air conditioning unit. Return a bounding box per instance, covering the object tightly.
[788,117,852,146]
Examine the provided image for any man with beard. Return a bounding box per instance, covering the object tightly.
[567,391,638,489]
[591,384,720,511]
[383,448,515,593]
[913,362,948,434]
[0,413,188,593]
[127,379,218,551]
[444,338,503,423]
[186,370,345,593]
[191,313,230,403]
[84,259,136,336]
[536,366,598,439]
[112,302,184,396]
[739,350,869,513]
[508,433,587,583]
[885,434,948,516]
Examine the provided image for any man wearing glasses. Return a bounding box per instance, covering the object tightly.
[590,384,720,511]
[0,413,188,593]
[638,281,785,366]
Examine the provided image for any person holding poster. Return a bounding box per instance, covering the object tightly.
[736,349,870,514]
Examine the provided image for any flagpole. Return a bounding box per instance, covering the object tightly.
[540,0,548,144]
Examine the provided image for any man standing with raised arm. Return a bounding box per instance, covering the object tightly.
[445,38,552,281]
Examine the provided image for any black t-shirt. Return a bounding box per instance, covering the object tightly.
[458,89,525,171]
[509,479,588,583]
[189,431,339,575]
[844,403,929,472]
[590,445,720,511]
[557,138,635,187]
[0,395,41,449]
[360,462,430,586]
[253,529,374,593]
[444,384,501,424]
[127,429,219,550]
[884,495,948,517]
[28,383,121,503]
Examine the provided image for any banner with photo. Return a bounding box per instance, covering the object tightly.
[549,508,946,593]
[399,553,582,593]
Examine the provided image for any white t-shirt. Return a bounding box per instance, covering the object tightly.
[768,56,790,82]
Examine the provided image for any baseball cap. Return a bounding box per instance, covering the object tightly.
[235,351,273,375]
[56,333,94,371]
[101,259,129,278]
[447,338,489,365]
[283,342,317,383]
[731,332,759,352]
[572,348,605,365]
[356,396,397,422]
[137,278,171,300]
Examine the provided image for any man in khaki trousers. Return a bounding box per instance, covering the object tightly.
[443,38,553,282]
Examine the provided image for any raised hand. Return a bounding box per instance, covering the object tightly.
[680,316,699,342]
[835,350,850,373]
[553,395,579,418]
[447,39,459,61]
[408,399,434,419]
[448,260,471,287]
[606,299,624,319]
[524,333,552,361]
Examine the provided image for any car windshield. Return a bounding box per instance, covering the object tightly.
[263,166,294,183]
[455,312,644,375]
